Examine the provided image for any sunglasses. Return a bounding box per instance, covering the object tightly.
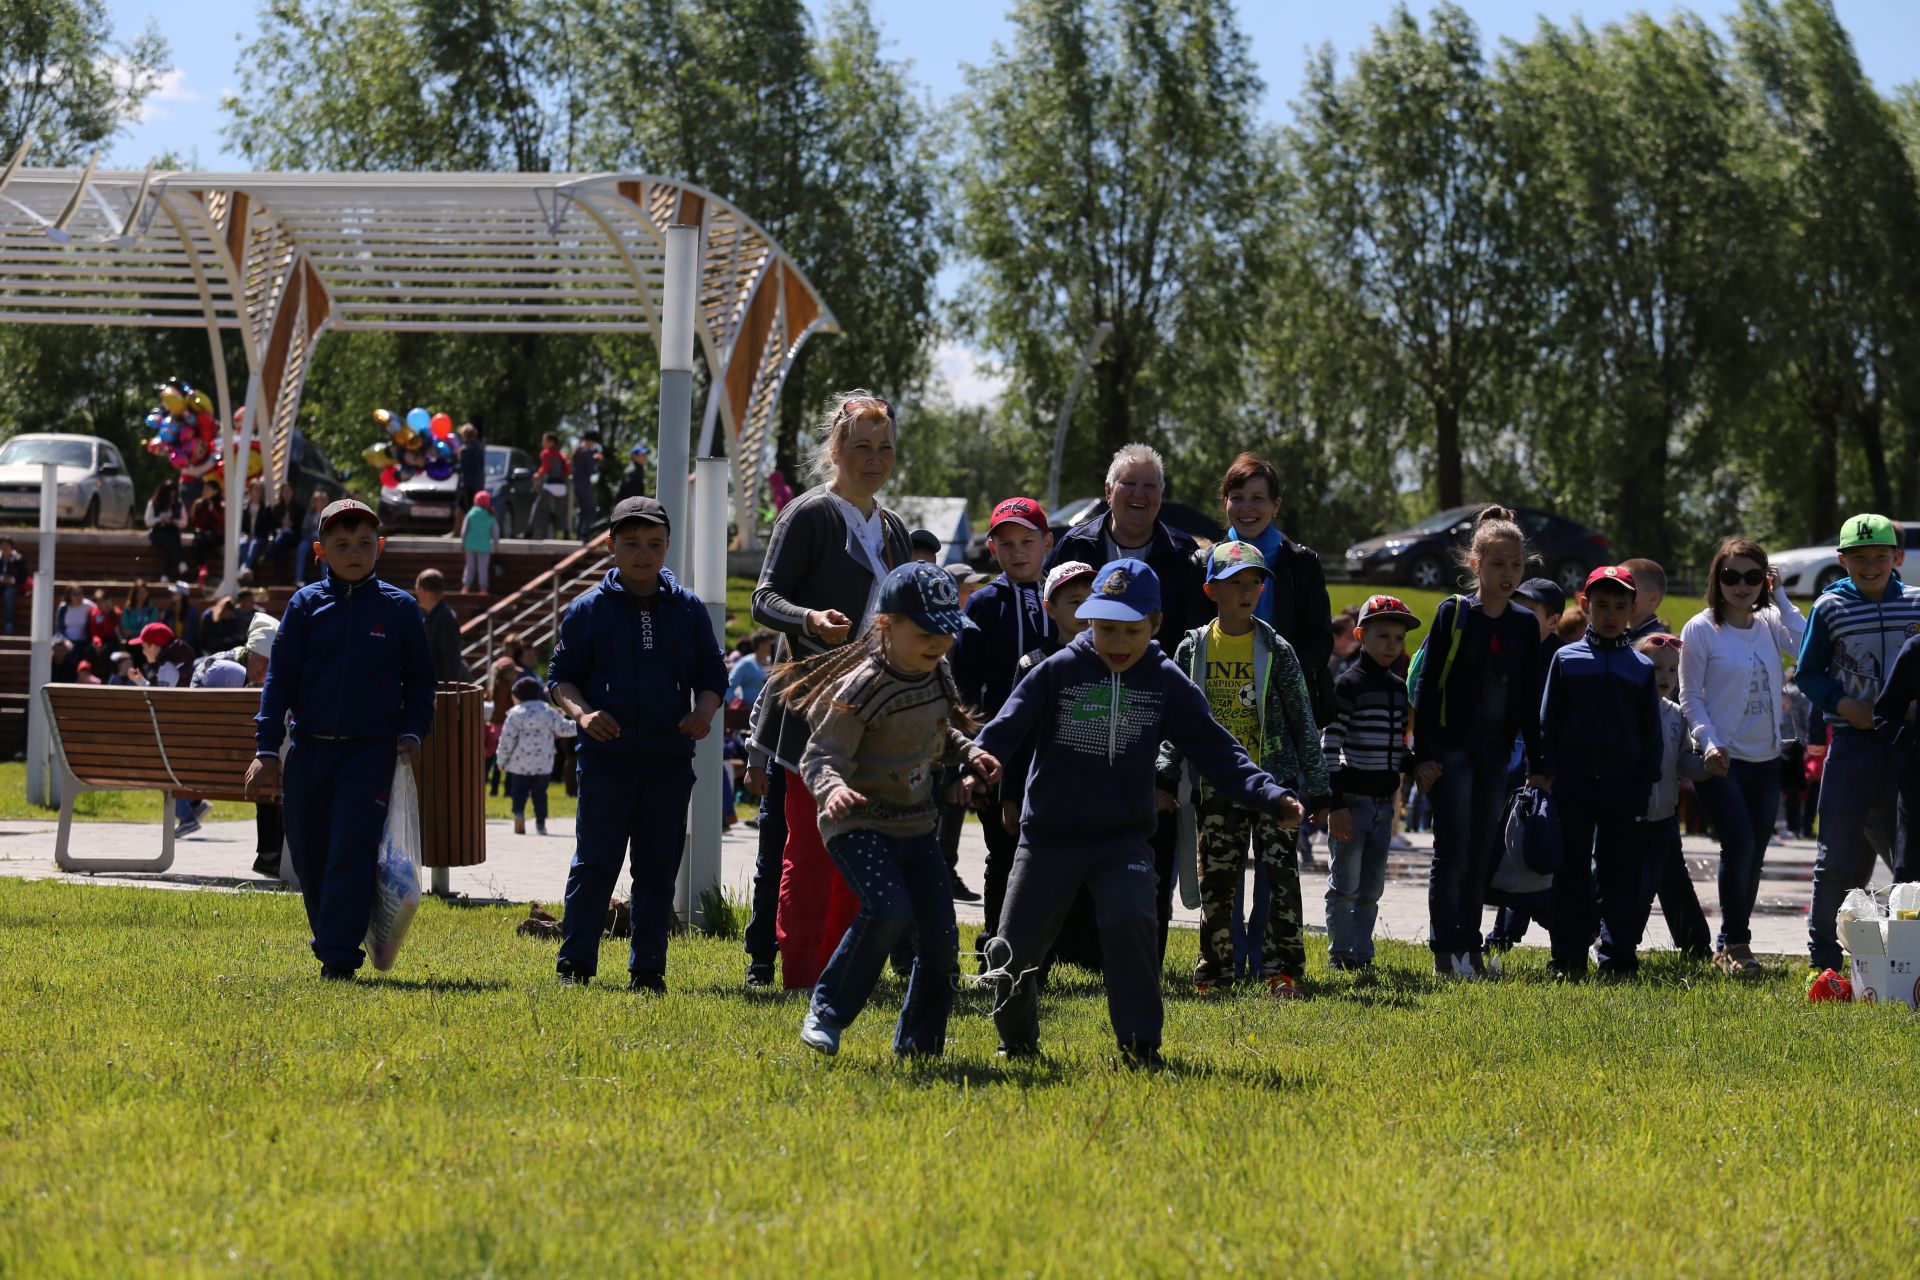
[1717,567,1767,587]
[1641,634,1683,650]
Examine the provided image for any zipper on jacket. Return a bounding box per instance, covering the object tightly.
[1108,669,1119,764]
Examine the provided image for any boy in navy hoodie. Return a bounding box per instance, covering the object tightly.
[548,495,728,991]
[975,559,1301,1067]
[246,499,436,980]
[1537,566,1663,978]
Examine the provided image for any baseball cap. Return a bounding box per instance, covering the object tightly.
[138,621,175,647]
[318,498,380,535]
[1204,540,1271,583]
[1839,513,1898,549]
[877,561,977,636]
[1514,578,1567,616]
[1043,560,1096,602]
[944,562,990,586]
[608,495,670,535]
[989,496,1049,535]
[1077,558,1161,622]
[631,443,651,458]
[1584,565,1637,595]
[909,528,942,556]
[1357,594,1422,631]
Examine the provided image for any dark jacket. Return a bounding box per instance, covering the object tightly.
[750,484,910,769]
[548,567,727,763]
[1046,514,1210,645]
[975,630,1294,845]
[1538,630,1663,804]
[1410,595,1544,768]
[615,462,649,503]
[459,437,487,491]
[423,599,470,682]
[1872,633,1920,753]
[948,573,1050,720]
[255,570,436,754]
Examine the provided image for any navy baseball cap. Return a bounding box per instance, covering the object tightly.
[1514,577,1566,615]
[877,561,977,636]
[1077,558,1161,622]
[908,528,942,556]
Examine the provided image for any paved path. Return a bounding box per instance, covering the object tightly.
[0,812,1865,961]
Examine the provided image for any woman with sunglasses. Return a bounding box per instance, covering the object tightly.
[1677,538,1808,977]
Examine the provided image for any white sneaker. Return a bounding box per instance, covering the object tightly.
[800,1010,839,1056]
[1451,951,1477,979]
[1482,949,1503,978]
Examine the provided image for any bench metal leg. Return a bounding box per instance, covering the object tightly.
[431,866,451,897]
[49,787,178,875]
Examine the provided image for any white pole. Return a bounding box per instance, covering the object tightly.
[218,377,256,598]
[24,461,57,809]
[1046,322,1114,515]
[684,457,729,927]
[656,224,698,582]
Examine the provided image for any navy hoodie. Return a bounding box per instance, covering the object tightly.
[948,572,1051,719]
[975,630,1294,844]
[255,570,436,753]
[547,567,727,762]
[1537,629,1662,805]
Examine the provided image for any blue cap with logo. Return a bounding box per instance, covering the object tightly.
[877,561,977,636]
[1076,557,1161,622]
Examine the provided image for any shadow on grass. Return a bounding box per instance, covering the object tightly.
[364,975,512,993]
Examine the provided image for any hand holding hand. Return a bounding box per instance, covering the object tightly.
[1703,746,1731,779]
[969,751,1003,788]
[1276,795,1305,828]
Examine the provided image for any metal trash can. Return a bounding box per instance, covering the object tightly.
[418,680,485,870]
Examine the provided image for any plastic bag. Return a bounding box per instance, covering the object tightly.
[366,760,422,971]
[1888,883,1920,919]
[1838,887,1887,923]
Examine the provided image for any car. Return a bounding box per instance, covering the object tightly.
[1772,522,1920,597]
[0,433,138,527]
[1344,504,1612,595]
[376,444,538,537]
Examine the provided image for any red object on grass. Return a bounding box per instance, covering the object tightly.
[1807,968,1853,1003]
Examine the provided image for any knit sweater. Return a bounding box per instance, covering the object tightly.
[1319,653,1409,798]
[797,654,983,843]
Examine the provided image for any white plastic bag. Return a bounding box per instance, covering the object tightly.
[1838,887,1887,923]
[1890,883,1920,919]
[366,760,422,971]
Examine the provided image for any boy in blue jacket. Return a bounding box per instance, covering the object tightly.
[548,495,727,991]
[246,499,436,980]
[975,559,1302,1068]
[1537,566,1663,979]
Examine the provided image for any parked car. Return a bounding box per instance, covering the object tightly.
[1773,522,1920,597]
[377,444,538,536]
[1344,505,1612,594]
[0,433,138,527]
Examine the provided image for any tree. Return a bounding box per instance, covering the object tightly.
[952,0,1272,494]
[1287,3,1517,513]
[0,0,166,164]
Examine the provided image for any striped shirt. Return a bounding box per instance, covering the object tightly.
[1320,655,1409,797]
[1797,573,1920,729]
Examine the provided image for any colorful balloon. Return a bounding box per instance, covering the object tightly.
[381,465,399,488]
[188,389,213,416]
[373,408,394,430]
[429,411,453,439]
[158,380,187,415]
[406,407,431,433]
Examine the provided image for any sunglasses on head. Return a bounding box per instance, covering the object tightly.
[1641,634,1683,650]
[1717,567,1767,587]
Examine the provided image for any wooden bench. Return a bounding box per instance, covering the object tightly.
[42,684,267,873]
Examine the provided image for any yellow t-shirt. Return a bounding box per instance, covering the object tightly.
[1202,621,1260,758]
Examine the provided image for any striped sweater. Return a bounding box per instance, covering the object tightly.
[1796,571,1920,734]
[1319,654,1409,798]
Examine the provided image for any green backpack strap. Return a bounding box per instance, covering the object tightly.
[1434,594,1469,730]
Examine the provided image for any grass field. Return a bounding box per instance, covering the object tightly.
[2,877,1913,1277]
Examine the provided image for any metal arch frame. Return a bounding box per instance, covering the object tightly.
[0,166,839,564]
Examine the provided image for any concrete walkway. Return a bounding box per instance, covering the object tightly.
[0,811,1859,961]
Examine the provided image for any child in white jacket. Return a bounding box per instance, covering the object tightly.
[497,675,576,834]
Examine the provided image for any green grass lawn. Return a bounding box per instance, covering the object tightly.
[2,877,1912,1276]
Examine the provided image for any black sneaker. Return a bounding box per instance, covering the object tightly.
[556,965,591,987]
[745,962,775,989]
[1118,1042,1165,1072]
[950,873,982,903]
[319,964,356,982]
[996,1042,1040,1060]
[628,970,667,994]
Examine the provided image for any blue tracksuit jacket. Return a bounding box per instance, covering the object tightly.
[547,567,727,762]
[1537,630,1662,804]
[255,569,436,753]
[948,573,1051,720]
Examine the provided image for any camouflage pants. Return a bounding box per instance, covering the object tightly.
[1195,790,1303,981]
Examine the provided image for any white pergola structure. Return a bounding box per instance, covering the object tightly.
[0,155,835,580]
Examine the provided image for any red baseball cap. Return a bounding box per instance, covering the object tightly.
[138,621,175,647]
[1584,565,1637,595]
[989,496,1049,535]
[318,498,380,535]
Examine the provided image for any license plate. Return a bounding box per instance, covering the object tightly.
[1345,556,1364,574]
[411,505,451,519]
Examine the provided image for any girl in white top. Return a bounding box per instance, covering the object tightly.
[1676,537,1807,977]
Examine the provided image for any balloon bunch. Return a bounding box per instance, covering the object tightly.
[140,376,263,481]
[363,407,458,488]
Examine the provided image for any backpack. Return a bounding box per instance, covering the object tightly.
[1408,594,1470,727]
[1490,785,1561,896]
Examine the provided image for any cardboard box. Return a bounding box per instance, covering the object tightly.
[1846,918,1920,1007]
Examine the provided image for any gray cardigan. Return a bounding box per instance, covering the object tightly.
[750,484,911,770]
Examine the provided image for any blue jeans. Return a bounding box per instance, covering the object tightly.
[812,827,957,1055]
[506,771,549,821]
[1695,758,1781,951]
[1427,741,1509,957]
[1326,792,1394,964]
[558,753,694,978]
[743,765,788,967]
[1809,731,1899,970]
[282,737,397,971]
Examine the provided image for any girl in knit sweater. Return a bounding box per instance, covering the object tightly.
[783,562,1001,1058]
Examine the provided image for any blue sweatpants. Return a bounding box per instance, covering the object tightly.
[558,752,694,979]
[281,737,398,971]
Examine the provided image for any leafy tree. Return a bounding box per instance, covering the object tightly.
[0,0,166,164]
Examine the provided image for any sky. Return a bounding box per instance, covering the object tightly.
[99,0,1920,405]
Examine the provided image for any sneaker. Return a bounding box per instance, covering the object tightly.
[319,964,356,982]
[996,1042,1040,1060]
[800,1010,840,1056]
[556,965,591,987]
[251,853,282,878]
[628,970,667,994]
[745,962,775,989]
[950,873,982,903]
[1389,833,1414,850]
[513,814,525,835]
[192,799,213,822]
[1481,949,1503,978]
[1268,973,1302,1000]
[1193,967,1232,995]
[1119,1042,1165,1072]
[174,817,202,839]
[1434,951,1475,980]
[535,820,547,836]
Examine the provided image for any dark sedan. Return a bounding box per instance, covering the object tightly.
[1344,505,1613,594]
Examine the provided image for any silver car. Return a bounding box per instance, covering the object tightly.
[0,433,137,527]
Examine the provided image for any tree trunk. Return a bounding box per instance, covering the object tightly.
[1851,394,1894,515]
[1433,396,1462,510]
[1807,403,1840,548]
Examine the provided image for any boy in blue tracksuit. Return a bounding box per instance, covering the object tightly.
[1537,566,1663,978]
[1799,514,1920,972]
[975,559,1301,1068]
[247,499,436,980]
[548,495,727,991]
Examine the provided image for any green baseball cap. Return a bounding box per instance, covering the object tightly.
[1839,513,1898,550]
